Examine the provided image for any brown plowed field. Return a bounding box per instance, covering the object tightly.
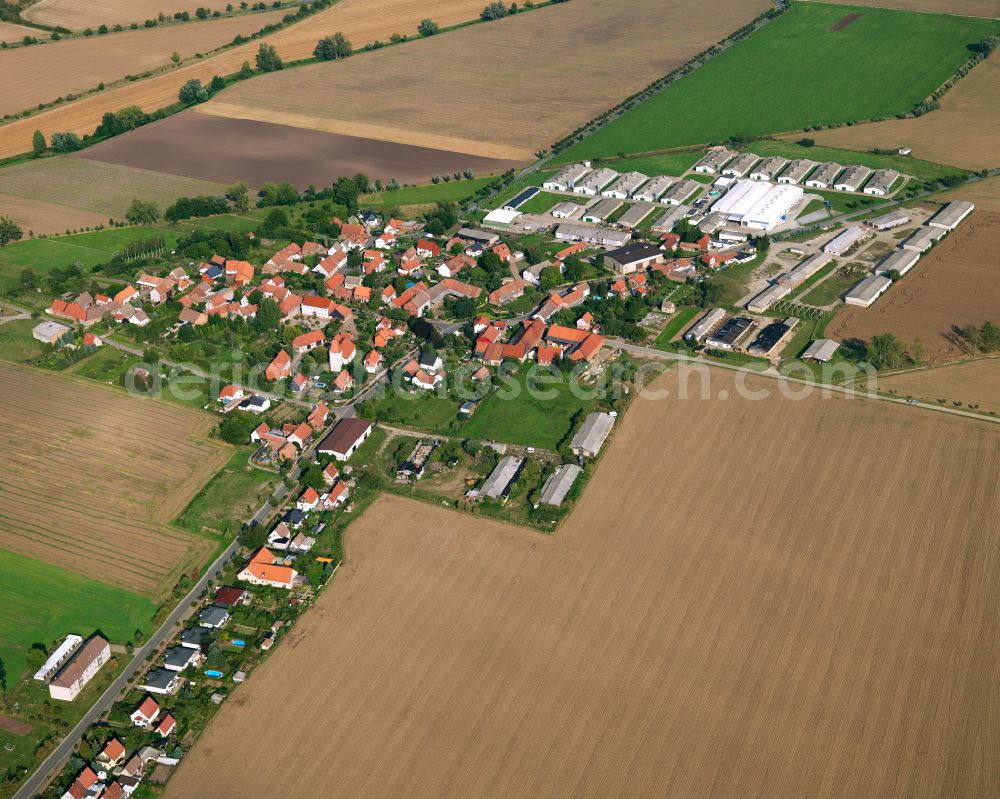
[81,112,521,187]
[164,368,1000,799]
[0,9,286,117]
[805,48,1000,170]
[829,210,1000,361]
[0,363,230,598]
[198,0,771,159]
[804,0,1000,16]
[879,358,1000,414]
[0,0,489,159]
[0,193,107,235]
[0,157,227,230]
[24,0,234,30]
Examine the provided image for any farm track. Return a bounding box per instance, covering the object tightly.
[164,368,1000,798]
[0,362,228,597]
[0,0,491,159]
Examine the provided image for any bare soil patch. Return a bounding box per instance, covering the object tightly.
[0,715,32,735]
[202,0,770,159]
[829,210,1000,361]
[828,11,861,30]
[879,358,1000,414]
[0,10,286,117]
[164,368,1000,799]
[0,0,489,159]
[0,363,230,598]
[0,193,107,236]
[81,113,521,188]
[0,157,227,226]
[805,48,1000,169]
[24,0,234,30]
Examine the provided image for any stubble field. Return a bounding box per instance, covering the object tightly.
[0,9,287,117]
[163,367,1000,799]
[0,0,489,158]
[803,0,1000,16]
[829,210,1000,361]
[196,0,771,160]
[23,0,235,30]
[0,363,229,596]
[0,157,227,233]
[809,47,1000,170]
[0,21,46,43]
[878,359,1000,414]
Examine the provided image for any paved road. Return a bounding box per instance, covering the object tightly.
[13,538,243,799]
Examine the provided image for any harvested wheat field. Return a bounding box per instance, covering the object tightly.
[0,0,488,159]
[0,192,108,235]
[0,363,229,597]
[830,210,1000,361]
[937,173,1000,211]
[806,0,1000,15]
[23,0,234,30]
[165,367,1000,799]
[806,48,1000,170]
[0,9,286,117]
[0,21,46,43]
[200,0,770,160]
[0,157,227,230]
[879,359,1000,414]
[81,112,520,187]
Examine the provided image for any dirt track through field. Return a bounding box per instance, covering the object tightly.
[0,363,229,597]
[830,210,1000,360]
[198,0,770,159]
[0,0,489,159]
[806,47,1000,169]
[80,113,521,187]
[878,358,1000,414]
[0,10,287,117]
[164,368,1000,798]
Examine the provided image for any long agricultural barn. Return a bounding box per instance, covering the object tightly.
[650,205,689,232]
[777,159,816,184]
[750,156,788,181]
[844,274,893,307]
[823,226,866,255]
[777,251,832,288]
[805,162,842,189]
[616,202,656,229]
[602,172,648,199]
[747,282,791,313]
[538,464,582,506]
[748,319,792,356]
[555,224,631,247]
[574,168,619,196]
[550,202,579,219]
[901,226,946,253]
[927,200,975,231]
[834,165,872,192]
[686,307,726,341]
[710,180,803,231]
[802,338,840,362]
[543,164,590,191]
[863,169,900,196]
[477,456,523,500]
[704,316,754,350]
[875,249,920,277]
[503,186,540,211]
[722,153,759,178]
[570,412,615,458]
[633,175,674,201]
[662,179,700,206]
[582,198,623,224]
[867,209,909,231]
[694,149,736,174]
[603,243,663,274]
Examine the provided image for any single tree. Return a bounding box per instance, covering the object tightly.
[178,78,208,104]
[49,132,82,153]
[313,32,351,60]
[125,199,160,225]
[480,1,509,20]
[0,215,22,245]
[31,129,46,157]
[417,18,438,36]
[226,181,250,211]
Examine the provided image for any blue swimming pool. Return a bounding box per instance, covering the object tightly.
[232,639,246,647]
[205,670,223,678]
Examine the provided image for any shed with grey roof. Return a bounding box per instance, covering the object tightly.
[570,413,615,458]
[805,162,842,189]
[844,274,893,307]
[778,252,833,288]
[555,224,631,247]
[801,338,840,362]
[867,209,909,231]
[650,205,690,232]
[901,226,946,253]
[616,202,656,229]
[539,464,582,506]
[694,149,736,174]
[685,307,726,342]
[927,200,975,231]
[834,165,872,192]
[662,179,700,206]
[823,226,867,255]
[750,156,788,181]
[633,175,674,201]
[476,456,523,499]
[550,202,579,219]
[722,153,759,177]
[543,164,590,191]
[777,159,816,184]
[746,283,791,313]
[582,198,623,224]
[574,168,619,196]
[602,172,648,199]
[875,249,920,277]
[863,169,900,196]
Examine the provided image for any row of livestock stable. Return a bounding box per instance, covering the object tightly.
[684,306,800,361]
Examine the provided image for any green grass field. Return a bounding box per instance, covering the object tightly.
[561,151,703,175]
[0,319,44,363]
[361,176,499,208]
[459,366,597,450]
[562,2,996,159]
[800,269,861,305]
[509,191,563,215]
[176,447,277,536]
[654,306,701,349]
[362,391,461,433]
[0,549,155,681]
